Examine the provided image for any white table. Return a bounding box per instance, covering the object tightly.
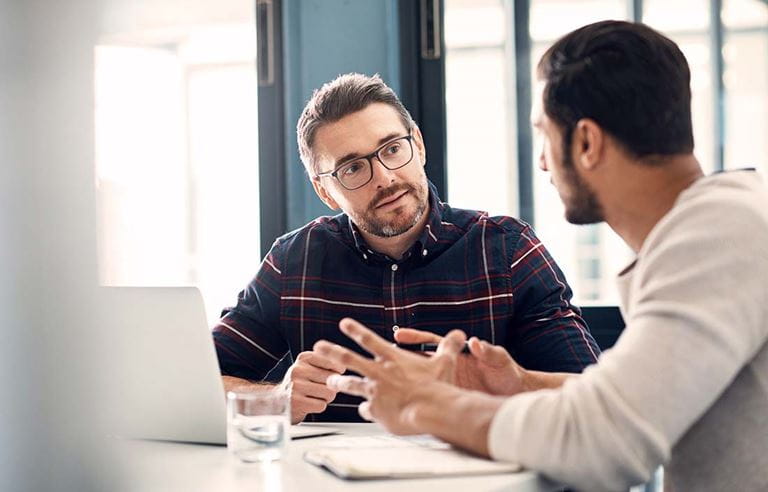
[113,423,562,492]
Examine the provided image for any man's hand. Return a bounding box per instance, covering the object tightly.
[281,351,346,424]
[394,328,528,396]
[313,318,468,434]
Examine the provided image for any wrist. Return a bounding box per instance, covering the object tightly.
[521,369,574,391]
[411,383,503,458]
[519,367,536,392]
[408,382,461,433]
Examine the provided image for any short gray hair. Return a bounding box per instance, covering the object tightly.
[296,73,414,174]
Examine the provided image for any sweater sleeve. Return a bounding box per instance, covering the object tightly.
[487,188,768,491]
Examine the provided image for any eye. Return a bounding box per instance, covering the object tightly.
[383,142,402,155]
[341,160,365,176]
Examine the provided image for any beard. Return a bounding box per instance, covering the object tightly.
[561,140,604,225]
[352,180,428,238]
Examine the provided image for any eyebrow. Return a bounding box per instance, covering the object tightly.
[334,132,403,167]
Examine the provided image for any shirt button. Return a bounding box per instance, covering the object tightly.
[392,325,399,332]
[362,253,368,260]
[391,264,398,271]
[422,249,428,256]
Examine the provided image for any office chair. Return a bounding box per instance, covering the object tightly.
[580,305,625,351]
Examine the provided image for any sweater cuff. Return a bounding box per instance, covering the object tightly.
[488,393,526,462]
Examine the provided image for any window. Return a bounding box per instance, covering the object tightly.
[444,0,768,305]
[723,0,768,173]
[444,0,512,216]
[95,3,260,326]
[528,0,631,304]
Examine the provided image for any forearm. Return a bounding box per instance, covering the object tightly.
[222,375,278,393]
[412,383,506,457]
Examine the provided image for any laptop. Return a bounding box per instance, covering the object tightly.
[103,286,227,444]
[102,286,339,444]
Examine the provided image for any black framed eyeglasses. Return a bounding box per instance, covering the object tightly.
[314,134,414,191]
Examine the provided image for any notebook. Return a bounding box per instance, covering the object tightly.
[303,434,521,479]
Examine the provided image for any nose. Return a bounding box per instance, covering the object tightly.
[538,149,548,171]
[370,158,397,188]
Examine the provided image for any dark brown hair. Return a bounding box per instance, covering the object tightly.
[538,20,694,162]
[296,73,414,174]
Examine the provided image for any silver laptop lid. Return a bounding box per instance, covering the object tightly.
[103,286,226,444]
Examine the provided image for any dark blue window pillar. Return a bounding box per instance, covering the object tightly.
[281,0,402,231]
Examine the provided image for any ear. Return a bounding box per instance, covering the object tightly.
[311,176,341,210]
[573,118,604,172]
[411,125,427,166]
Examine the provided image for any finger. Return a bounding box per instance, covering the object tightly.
[297,351,346,374]
[467,337,484,357]
[293,364,343,385]
[338,318,397,359]
[326,374,372,398]
[393,328,442,344]
[358,400,374,422]
[469,337,512,367]
[292,394,328,416]
[435,329,467,357]
[291,379,337,402]
[313,339,383,378]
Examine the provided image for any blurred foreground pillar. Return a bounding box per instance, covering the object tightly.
[0,1,113,490]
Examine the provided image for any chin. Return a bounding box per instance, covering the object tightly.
[564,207,604,225]
[381,211,421,237]
[366,203,425,238]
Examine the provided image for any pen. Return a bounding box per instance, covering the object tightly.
[396,342,471,354]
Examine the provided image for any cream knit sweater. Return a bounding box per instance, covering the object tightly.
[488,171,768,491]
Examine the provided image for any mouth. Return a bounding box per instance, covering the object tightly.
[375,190,409,210]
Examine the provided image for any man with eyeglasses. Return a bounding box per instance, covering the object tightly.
[212,73,599,423]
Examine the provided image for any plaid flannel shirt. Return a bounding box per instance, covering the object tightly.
[213,183,600,421]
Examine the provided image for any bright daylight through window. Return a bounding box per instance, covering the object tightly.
[95,2,261,326]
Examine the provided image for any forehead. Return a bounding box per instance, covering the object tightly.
[314,103,408,162]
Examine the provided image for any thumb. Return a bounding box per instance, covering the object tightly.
[469,337,512,367]
[435,329,467,357]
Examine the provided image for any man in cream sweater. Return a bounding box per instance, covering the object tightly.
[314,20,768,491]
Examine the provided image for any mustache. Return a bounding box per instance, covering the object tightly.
[368,183,416,210]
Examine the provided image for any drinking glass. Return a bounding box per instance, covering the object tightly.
[226,388,290,462]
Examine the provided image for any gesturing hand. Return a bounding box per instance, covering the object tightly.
[281,351,346,424]
[313,318,467,434]
[394,328,528,396]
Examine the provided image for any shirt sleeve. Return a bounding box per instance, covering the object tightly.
[212,240,289,382]
[508,226,600,372]
[488,194,768,491]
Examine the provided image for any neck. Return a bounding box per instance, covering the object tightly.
[603,154,704,252]
[359,204,431,260]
